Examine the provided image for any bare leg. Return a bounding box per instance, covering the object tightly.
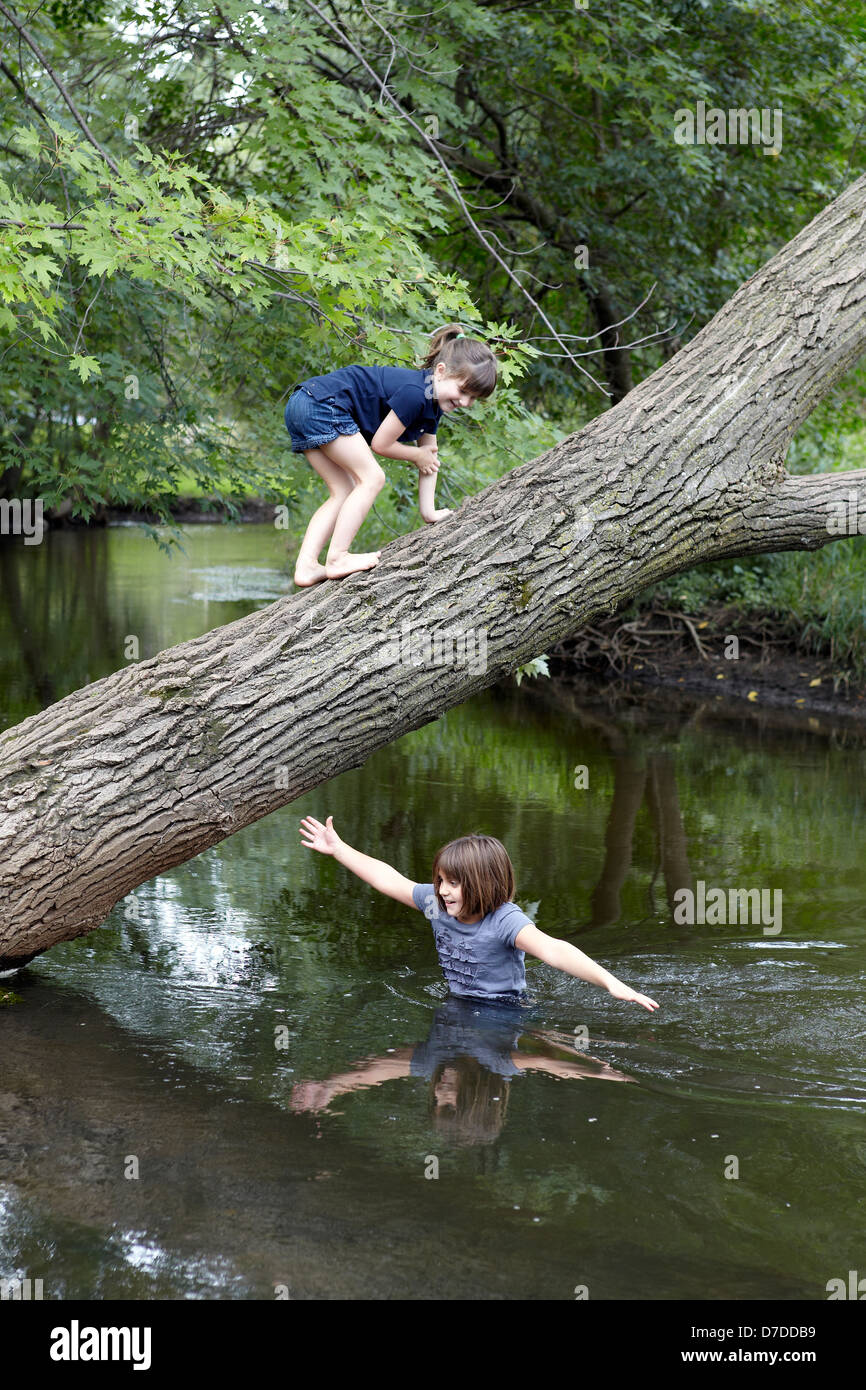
[317,433,386,578]
[293,446,355,587]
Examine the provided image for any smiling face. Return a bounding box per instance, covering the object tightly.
[432,364,478,412]
[436,874,482,924]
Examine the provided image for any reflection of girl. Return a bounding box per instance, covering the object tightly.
[298,818,659,1011]
[290,995,634,1145]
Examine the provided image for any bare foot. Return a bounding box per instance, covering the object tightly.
[422,508,453,524]
[294,560,329,587]
[325,551,381,579]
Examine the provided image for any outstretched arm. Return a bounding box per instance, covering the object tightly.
[512,1053,635,1082]
[290,1048,414,1112]
[514,925,659,1012]
[299,815,418,907]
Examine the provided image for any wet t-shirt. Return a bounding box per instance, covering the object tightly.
[299,365,442,444]
[410,995,527,1079]
[411,882,532,1000]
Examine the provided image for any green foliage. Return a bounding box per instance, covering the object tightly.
[0,3,540,517]
[636,535,866,676]
[0,0,864,561]
[514,656,551,686]
[45,0,111,27]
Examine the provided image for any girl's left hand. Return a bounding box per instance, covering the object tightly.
[607,980,660,1012]
[416,443,439,474]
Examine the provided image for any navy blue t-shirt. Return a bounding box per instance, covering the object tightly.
[299,365,442,444]
[412,882,531,1001]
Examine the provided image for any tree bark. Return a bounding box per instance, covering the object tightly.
[2,174,866,968]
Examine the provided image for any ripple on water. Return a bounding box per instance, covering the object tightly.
[182,566,291,603]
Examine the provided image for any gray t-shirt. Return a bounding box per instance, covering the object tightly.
[412,882,532,1000]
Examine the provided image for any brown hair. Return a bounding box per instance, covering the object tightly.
[431,833,515,919]
[419,323,497,399]
[428,1057,510,1145]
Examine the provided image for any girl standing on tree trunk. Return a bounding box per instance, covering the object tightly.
[284,324,497,586]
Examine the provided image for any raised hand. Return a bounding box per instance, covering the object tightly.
[299,814,341,855]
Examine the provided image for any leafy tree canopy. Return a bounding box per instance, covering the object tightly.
[0,0,864,521]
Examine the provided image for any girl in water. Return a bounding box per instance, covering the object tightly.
[298,817,659,1012]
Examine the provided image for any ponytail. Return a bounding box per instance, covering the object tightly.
[419,323,498,399]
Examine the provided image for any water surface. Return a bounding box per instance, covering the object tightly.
[1,524,864,1299]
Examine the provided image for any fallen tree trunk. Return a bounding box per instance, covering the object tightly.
[2,174,865,967]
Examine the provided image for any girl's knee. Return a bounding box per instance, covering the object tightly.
[365,466,386,493]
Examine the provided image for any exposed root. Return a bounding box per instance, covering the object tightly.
[553,603,791,676]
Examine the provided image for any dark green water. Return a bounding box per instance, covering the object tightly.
[1,525,864,1300]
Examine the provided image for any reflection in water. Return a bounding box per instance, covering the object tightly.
[0,523,864,1298]
[289,995,634,1145]
[0,524,292,729]
[3,977,562,1298]
[591,753,692,929]
[0,545,56,707]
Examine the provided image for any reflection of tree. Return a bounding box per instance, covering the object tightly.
[590,752,692,929]
[0,533,119,724]
[0,542,56,707]
[516,675,697,932]
[646,754,692,922]
[590,754,645,928]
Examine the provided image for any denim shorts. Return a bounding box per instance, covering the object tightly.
[284,386,360,454]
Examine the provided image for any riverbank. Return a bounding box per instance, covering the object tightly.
[550,602,866,725]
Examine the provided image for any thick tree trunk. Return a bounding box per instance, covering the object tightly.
[2,174,866,967]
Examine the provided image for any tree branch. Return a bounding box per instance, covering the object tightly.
[0,1,121,176]
[299,0,610,395]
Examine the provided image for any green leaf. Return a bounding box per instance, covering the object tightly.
[69,354,102,382]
